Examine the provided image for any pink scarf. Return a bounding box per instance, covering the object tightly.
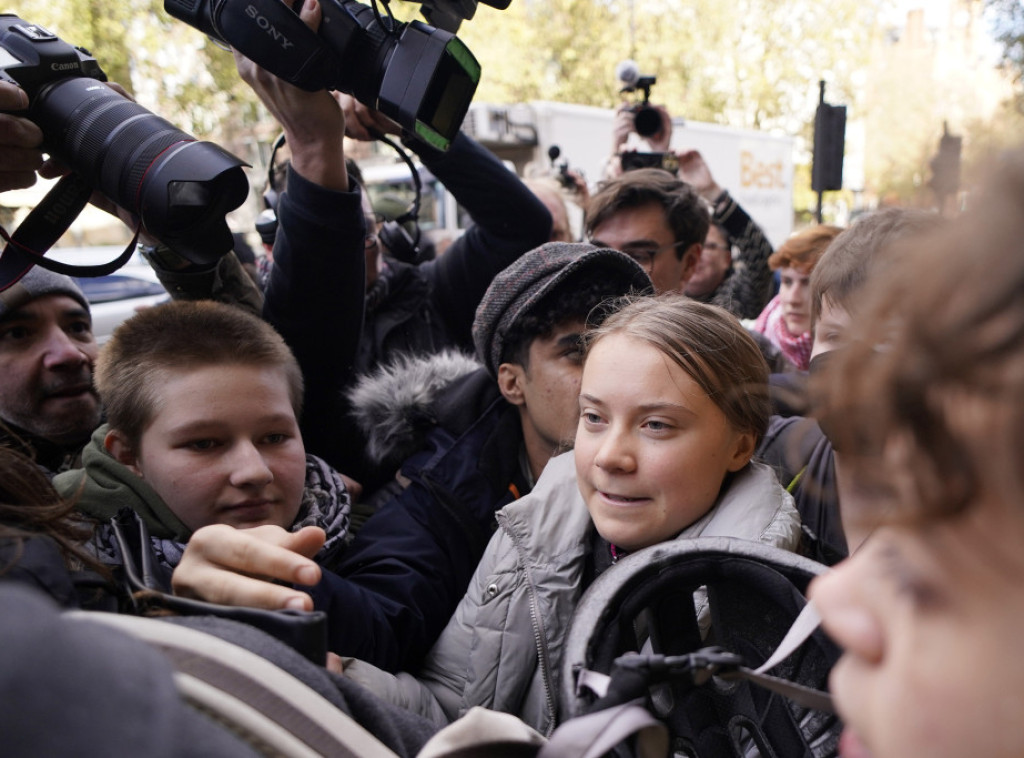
[754,295,813,370]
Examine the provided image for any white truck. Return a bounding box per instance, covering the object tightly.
[360,99,795,248]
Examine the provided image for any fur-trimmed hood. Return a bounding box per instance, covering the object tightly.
[346,350,483,471]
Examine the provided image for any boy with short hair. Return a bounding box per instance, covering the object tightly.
[757,208,940,563]
[53,300,351,582]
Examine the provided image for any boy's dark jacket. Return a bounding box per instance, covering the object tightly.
[313,352,532,671]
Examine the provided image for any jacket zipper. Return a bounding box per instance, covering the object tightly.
[496,512,558,735]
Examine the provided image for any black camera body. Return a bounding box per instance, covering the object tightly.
[166,0,481,150]
[0,15,248,266]
[624,76,662,139]
[620,150,678,175]
[616,60,662,139]
[547,144,583,192]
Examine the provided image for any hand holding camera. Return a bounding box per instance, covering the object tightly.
[676,149,723,204]
[0,81,46,192]
[0,14,248,270]
[335,92,401,143]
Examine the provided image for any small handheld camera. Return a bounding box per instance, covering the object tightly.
[615,59,661,138]
[620,150,678,175]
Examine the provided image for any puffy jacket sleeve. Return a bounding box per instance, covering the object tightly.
[340,521,520,729]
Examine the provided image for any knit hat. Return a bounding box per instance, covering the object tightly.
[0,265,89,321]
[472,241,653,376]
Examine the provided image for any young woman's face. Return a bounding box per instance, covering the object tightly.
[779,266,812,336]
[574,333,754,551]
[124,364,307,533]
[809,496,1024,758]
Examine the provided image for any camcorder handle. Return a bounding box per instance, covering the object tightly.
[166,0,342,90]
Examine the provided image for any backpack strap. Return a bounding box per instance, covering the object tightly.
[66,611,400,758]
[574,602,834,714]
[537,704,667,758]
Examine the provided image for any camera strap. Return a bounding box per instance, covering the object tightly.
[0,172,139,292]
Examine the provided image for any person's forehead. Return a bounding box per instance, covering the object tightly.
[1,293,90,322]
[818,297,852,324]
[529,316,586,352]
[595,202,672,240]
[706,224,728,243]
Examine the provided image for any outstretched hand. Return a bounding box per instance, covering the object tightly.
[172,524,327,612]
[676,149,722,202]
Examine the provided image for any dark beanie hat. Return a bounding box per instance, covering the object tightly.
[472,241,653,376]
[0,266,89,321]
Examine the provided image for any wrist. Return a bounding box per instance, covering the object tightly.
[137,242,210,272]
[708,188,729,214]
[700,183,724,203]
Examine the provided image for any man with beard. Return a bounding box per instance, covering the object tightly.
[0,267,102,475]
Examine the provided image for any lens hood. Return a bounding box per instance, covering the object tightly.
[140,141,250,267]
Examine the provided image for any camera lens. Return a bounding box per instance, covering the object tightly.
[633,105,662,138]
[30,77,247,265]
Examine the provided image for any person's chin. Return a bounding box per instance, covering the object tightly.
[784,319,810,336]
[36,398,102,444]
[838,727,875,758]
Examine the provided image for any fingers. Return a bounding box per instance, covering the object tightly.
[335,92,399,141]
[0,113,44,150]
[0,80,29,110]
[647,105,673,151]
[325,652,345,674]
[172,524,325,611]
[297,0,321,28]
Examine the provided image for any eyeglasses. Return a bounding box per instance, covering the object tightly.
[587,238,687,271]
[703,241,730,253]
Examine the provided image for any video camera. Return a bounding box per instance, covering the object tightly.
[615,59,661,138]
[165,0,498,150]
[547,145,584,192]
[0,14,248,269]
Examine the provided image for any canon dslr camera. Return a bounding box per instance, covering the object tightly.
[0,14,248,266]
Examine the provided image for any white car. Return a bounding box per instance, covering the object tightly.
[45,246,170,344]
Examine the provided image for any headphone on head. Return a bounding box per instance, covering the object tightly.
[255,132,287,247]
[373,131,425,265]
[254,130,426,263]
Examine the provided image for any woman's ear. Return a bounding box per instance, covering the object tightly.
[726,430,758,472]
[497,363,527,407]
[104,429,142,476]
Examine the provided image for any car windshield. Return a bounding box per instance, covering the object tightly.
[74,273,167,304]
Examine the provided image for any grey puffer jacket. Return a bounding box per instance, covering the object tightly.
[343,451,801,735]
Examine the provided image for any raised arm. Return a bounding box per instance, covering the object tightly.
[678,149,774,319]
[233,1,366,471]
[415,132,552,347]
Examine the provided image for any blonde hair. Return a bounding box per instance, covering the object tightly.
[585,294,770,447]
